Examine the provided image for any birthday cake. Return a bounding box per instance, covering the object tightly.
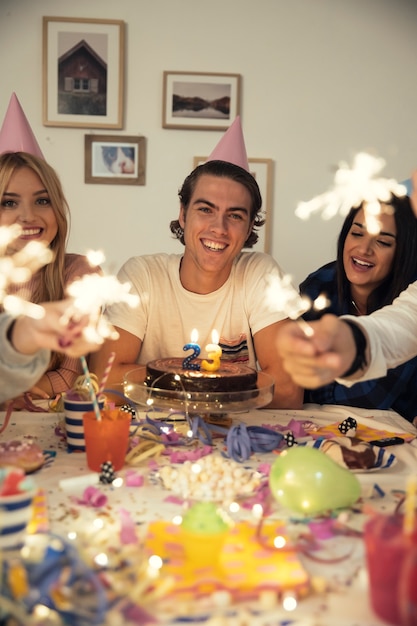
[145,358,258,394]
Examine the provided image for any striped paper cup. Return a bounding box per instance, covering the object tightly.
[0,488,36,549]
[64,395,105,451]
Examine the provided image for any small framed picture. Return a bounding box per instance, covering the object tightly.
[193,157,274,253]
[43,16,125,128]
[85,135,146,185]
[163,71,241,130]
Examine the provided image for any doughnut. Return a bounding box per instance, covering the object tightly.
[0,439,45,473]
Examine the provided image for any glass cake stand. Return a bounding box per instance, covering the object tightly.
[123,366,274,415]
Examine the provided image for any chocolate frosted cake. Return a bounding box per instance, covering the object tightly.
[145,358,258,394]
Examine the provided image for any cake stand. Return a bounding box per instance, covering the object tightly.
[123,366,274,416]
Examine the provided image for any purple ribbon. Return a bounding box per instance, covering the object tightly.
[226,424,284,462]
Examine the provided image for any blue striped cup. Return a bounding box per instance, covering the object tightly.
[64,395,105,451]
[0,488,36,549]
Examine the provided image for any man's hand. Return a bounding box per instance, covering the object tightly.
[276,314,358,388]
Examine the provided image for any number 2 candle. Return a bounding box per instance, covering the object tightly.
[182,329,201,370]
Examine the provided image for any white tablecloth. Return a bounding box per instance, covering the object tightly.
[1,403,417,625]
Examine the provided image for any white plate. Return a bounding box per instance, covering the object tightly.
[303,438,397,472]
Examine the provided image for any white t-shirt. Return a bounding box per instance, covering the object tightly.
[339,281,417,384]
[105,252,290,369]
[0,313,50,403]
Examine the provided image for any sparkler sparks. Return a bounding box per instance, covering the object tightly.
[66,273,139,312]
[0,228,54,309]
[0,228,139,343]
[265,273,329,337]
[295,152,407,234]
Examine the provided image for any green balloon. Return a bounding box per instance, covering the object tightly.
[269,446,361,516]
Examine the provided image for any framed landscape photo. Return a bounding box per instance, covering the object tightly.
[43,16,125,128]
[85,135,146,185]
[163,71,241,130]
[194,157,274,253]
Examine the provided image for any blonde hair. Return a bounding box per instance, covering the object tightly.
[0,152,70,369]
[0,151,70,303]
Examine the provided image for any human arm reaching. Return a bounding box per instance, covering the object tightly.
[276,314,367,388]
[254,319,304,408]
[1,299,105,404]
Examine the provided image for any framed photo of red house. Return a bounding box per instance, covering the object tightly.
[43,17,125,128]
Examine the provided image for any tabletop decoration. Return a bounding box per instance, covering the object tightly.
[313,420,415,443]
[338,417,358,434]
[144,518,311,609]
[97,351,116,395]
[269,446,361,516]
[99,461,117,484]
[157,453,265,503]
[73,485,108,508]
[201,329,222,372]
[80,356,102,422]
[403,475,417,536]
[225,424,285,462]
[0,532,108,626]
[180,501,233,566]
[304,437,397,472]
[124,469,145,487]
[182,328,201,370]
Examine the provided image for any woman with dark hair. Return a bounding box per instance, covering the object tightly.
[299,194,417,421]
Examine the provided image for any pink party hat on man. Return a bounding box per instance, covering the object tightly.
[206,116,249,172]
[0,93,44,158]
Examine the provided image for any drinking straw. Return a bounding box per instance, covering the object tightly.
[97,351,116,395]
[403,475,417,536]
[80,356,102,421]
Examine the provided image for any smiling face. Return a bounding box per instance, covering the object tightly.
[179,174,253,292]
[0,166,59,254]
[343,205,397,298]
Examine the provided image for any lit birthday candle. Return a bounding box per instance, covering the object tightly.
[182,329,201,370]
[201,330,222,372]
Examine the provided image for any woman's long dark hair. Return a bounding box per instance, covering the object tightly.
[336,195,417,313]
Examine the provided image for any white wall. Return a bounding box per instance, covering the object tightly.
[1,0,416,285]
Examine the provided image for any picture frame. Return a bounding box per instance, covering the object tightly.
[193,157,274,253]
[43,16,125,128]
[85,135,146,185]
[163,71,241,130]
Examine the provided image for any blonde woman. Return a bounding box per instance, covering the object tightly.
[0,151,100,401]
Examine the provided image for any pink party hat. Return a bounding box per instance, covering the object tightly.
[0,93,44,158]
[206,116,249,172]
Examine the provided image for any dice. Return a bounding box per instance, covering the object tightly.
[285,431,296,447]
[338,417,357,435]
[99,461,116,484]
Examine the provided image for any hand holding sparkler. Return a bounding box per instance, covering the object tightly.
[276,314,365,388]
[8,299,104,358]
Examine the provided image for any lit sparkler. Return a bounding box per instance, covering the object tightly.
[295,152,407,234]
[265,273,330,337]
[0,228,139,343]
